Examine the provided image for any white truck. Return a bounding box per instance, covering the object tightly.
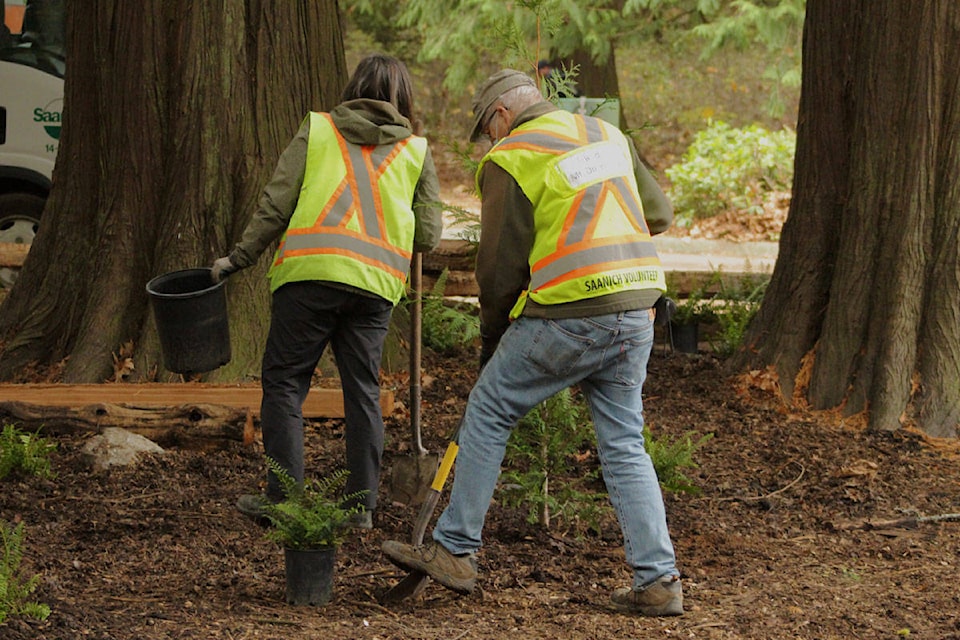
[0,0,64,283]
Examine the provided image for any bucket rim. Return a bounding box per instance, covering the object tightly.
[146,267,225,300]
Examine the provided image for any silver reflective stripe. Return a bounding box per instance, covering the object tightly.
[369,144,394,168]
[565,183,600,244]
[498,131,574,153]
[343,143,383,240]
[562,177,645,245]
[530,240,659,289]
[282,232,409,274]
[582,115,604,142]
[324,187,353,227]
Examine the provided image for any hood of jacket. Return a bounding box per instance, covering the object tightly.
[330,99,414,146]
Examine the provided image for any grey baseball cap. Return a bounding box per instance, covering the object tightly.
[470,69,537,142]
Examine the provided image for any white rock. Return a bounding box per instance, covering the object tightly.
[81,428,165,471]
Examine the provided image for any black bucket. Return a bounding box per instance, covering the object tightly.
[146,267,231,374]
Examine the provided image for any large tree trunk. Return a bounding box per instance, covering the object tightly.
[0,0,347,383]
[732,0,960,438]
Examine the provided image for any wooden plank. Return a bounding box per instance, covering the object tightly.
[0,384,394,419]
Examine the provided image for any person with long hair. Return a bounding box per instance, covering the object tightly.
[213,54,442,530]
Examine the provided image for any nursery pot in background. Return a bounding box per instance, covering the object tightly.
[284,546,336,606]
[670,321,699,354]
[145,267,231,374]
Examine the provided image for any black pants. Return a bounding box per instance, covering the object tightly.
[260,281,393,510]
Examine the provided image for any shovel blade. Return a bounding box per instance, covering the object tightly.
[387,454,440,506]
[380,570,430,603]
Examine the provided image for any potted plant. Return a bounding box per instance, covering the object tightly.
[664,274,719,354]
[262,458,366,606]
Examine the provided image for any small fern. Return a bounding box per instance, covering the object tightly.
[0,424,56,481]
[645,425,713,495]
[0,520,51,624]
[262,459,366,550]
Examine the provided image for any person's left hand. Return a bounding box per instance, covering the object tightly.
[211,257,237,283]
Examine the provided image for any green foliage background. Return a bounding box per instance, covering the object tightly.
[342,0,802,174]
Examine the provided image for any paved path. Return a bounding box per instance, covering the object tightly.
[654,236,778,275]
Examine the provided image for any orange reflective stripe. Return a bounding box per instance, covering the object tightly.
[277,227,412,279]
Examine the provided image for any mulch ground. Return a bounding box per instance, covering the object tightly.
[2,343,960,640]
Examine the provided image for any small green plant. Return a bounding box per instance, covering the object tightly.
[500,388,607,533]
[664,271,721,326]
[644,425,713,495]
[0,520,51,624]
[502,389,713,532]
[0,424,56,480]
[421,269,481,355]
[710,274,768,358]
[262,459,365,550]
[666,120,795,226]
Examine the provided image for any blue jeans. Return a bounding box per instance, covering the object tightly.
[433,309,679,589]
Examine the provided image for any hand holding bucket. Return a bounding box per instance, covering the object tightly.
[146,267,232,374]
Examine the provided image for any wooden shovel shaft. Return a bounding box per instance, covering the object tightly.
[410,252,425,456]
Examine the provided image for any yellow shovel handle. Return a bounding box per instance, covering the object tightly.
[431,441,459,492]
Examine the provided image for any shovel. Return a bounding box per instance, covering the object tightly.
[387,253,440,505]
[380,420,461,603]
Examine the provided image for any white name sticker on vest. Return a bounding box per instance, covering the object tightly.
[556,142,631,189]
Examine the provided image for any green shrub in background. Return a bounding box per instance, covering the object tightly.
[0,424,56,480]
[0,520,51,624]
[666,120,795,227]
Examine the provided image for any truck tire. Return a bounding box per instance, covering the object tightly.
[0,192,44,288]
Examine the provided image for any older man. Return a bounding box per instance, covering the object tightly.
[383,69,683,616]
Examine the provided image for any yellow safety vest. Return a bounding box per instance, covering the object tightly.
[478,110,666,318]
[269,112,428,303]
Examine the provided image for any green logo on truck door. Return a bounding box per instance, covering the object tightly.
[33,99,63,140]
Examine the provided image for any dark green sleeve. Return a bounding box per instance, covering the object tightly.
[228,119,309,269]
[475,161,534,349]
[629,139,674,236]
[412,146,443,253]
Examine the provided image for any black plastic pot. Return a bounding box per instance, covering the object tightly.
[145,267,231,374]
[284,546,336,606]
[670,321,699,354]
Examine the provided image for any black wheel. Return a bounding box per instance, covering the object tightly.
[0,192,45,288]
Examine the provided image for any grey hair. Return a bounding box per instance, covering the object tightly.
[497,84,544,114]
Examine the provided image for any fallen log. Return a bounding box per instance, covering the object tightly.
[0,384,395,449]
[0,401,248,449]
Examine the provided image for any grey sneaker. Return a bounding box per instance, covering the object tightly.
[611,577,684,616]
[347,510,373,530]
[382,540,477,594]
[236,494,272,525]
